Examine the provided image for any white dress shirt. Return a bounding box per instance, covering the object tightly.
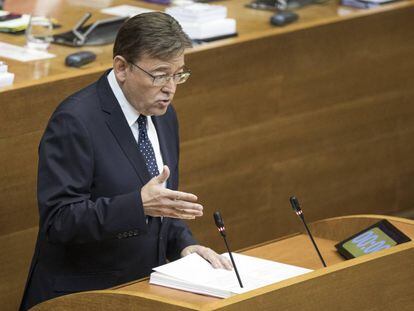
[107,70,165,185]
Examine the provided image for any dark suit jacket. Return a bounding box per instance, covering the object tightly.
[20,72,197,310]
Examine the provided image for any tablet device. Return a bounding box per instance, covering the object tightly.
[53,15,127,47]
[335,219,411,259]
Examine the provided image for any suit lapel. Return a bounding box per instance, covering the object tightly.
[152,115,173,227]
[152,116,173,189]
[97,72,150,185]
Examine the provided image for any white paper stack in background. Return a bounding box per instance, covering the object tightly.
[101,5,154,17]
[150,252,312,298]
[166,3,227,22]
[0,42,55,62]
[69,0,113,9]
[340,0,398,9]
[165,4,237,40]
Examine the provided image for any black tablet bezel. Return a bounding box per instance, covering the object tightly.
[335,219,411,260]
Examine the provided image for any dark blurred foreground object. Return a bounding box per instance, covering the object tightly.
[65,51,96,67]
[53,13,127,47]
[270,11,299,26]
[246,0,317,11]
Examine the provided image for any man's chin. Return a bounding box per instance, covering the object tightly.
[155,101,170,114]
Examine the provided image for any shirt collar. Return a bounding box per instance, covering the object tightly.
[107,69,140,127]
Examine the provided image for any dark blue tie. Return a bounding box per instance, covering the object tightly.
[137,115,160,178]
[138,115,161,224]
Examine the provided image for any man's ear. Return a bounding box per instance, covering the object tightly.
[113,56,128,83]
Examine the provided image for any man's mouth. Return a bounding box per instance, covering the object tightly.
[157,99,171,107]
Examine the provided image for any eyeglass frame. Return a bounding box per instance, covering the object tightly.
[128,61,191,86]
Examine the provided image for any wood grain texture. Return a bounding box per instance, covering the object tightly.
[0,1,414,310]
[178,5,414,250]
[0,227,37,309]
[217,246,414,311]
[31,215,414,310]
[1,0,413,90]
[31,292,199,311]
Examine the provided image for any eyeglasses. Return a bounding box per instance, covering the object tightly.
[129,62,191,87]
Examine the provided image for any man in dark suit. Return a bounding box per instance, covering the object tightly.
[20,12,230,310]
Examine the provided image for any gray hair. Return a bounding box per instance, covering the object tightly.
[113,12,192,62]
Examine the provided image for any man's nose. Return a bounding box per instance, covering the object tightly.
[162,77,177,94]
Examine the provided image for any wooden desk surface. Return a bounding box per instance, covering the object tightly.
[113,215,414,308]
[32,215,414,310]
[2,3,414,310]
[1,0,413,90]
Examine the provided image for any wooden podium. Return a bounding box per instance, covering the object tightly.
[32,215,414,310]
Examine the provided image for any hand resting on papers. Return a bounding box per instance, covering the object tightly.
[181,245,233,270]
[141,166,203,220]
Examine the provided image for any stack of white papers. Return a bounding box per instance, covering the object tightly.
[150,252,312,298]
[101,5,154,17]
[69,0,113,9]
[340,0,398,8]
[0,42,55,62]
[166,3,227,23]
[165,4,237,40]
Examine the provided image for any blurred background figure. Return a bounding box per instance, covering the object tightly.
[4,0,62,15]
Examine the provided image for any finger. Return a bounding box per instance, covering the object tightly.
[144,196,202,218]
[170,209,202,219]
[148,205,199,219]
[154,165,170,184]
[205,251,225,269]
[169,213,197,220]
[181,248,191,257]
[220,256,233,271]
[197,247,223,269]
[164,189,198,202]
[170,201,203,213]
[170,207,201,219]
[181,245,197,257]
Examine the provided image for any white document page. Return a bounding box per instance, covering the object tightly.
[152,252,312,295]
[101,5,153,17]
[0,42,55,62]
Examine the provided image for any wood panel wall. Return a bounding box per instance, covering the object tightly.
[179,6,414,251]
[0,4,413,310]
[29,216,414,311]
[0,72,103,309]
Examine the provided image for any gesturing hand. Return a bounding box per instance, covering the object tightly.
[181,245,233,270]
[141,165,203,219]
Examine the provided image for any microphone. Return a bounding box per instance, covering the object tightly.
[213,211,243,288]
[213,211,226,236]
[289,196,327,267]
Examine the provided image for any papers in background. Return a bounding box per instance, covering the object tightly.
[360,0,397,3]
[0,42,55,62]
[176,19,236,41]
[101,5,154,17]
[166,3,227,23]
[68,0,113,9]
[340,0,398,8]
[165,4,237,40]
[100,4,236,41]
[0,11,30,33]
[150,252,312,298]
